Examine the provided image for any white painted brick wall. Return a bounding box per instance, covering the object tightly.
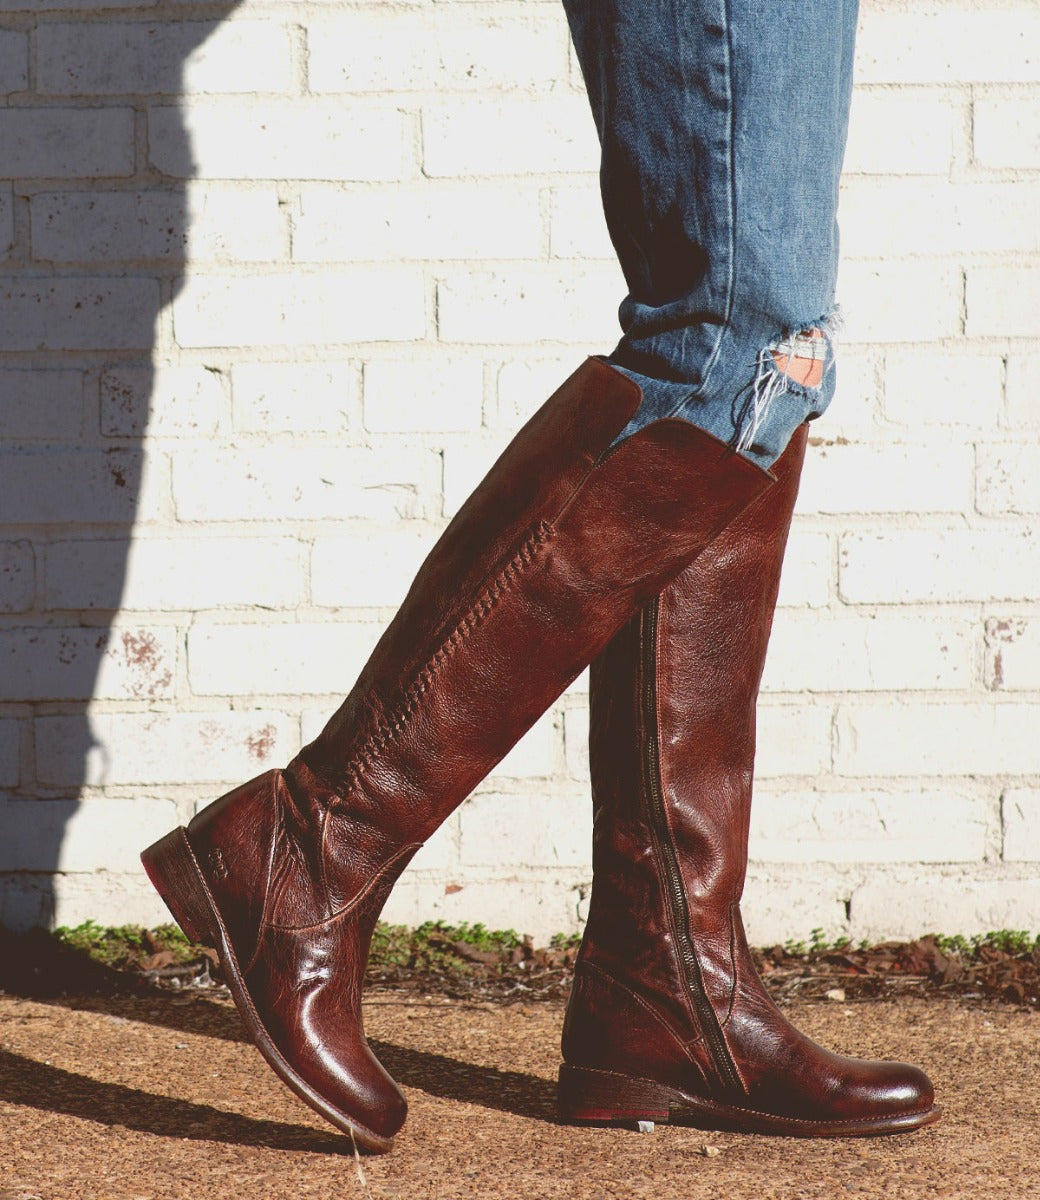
[0,184,13,258]
[749,788,991,865]
[311,528,441,608]
[436,264,623,344]
[0,722,20,787]
[150,101,411,181]
[0,371,84,439]
[306,9,566,93]
[1007,354,1040,430]
[1,446,166,524]
[231,363,356,434]
[172,445,440,522]
[0,627,176,702]
[843,90,959,176]
[186,623,384,697]
[0,279,157,351]
[421,95,598,176]
[100,365,225,439]
[836,260,962,343]
[840,179,1040,258]
[36,21,295,97]
[974,95,1040,170]
[172,269,428,348]
[45,538,309,612]
[966,267,1040,339]
[363,357,485,433]
[34,187,287,265]
[773,530,832,609]
[854,11,1040,85]
[0,109,135,177]
[985,619,1040,692]
[35,712,296,788]
[2,0,1038,945]
[761,612,974,694]
[0,28,28,90]
[883,352,1003,429]
[840,530,1040,604]
[1003,790,1040,862]
[977,446,1040,516]
[550,185,614,260]
[835,703,1040,778]
[0,796,178,873]
[0,543,35,614]
[293,184,544,263]
[796,441,974,515]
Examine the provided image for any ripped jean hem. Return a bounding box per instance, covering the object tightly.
[607,308,841,471]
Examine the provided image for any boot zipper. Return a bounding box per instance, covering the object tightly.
[640,599,744,1097]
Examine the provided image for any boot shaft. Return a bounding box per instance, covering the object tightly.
[568,425,808,1058]
[296,358,774,908]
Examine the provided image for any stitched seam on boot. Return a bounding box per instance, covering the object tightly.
[718,902,750,1093]
[265,842,423,933]
[246,795,292,976]
[253,819,320,968]
[318,807,333,923]
[247,771,283,974]
[576,959,711,1085]
[333,520,555,796]
[715,901,741,1032]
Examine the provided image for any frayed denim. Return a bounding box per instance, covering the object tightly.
[563,0,859,469]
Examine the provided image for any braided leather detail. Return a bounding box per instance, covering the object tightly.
[334,521,554,796]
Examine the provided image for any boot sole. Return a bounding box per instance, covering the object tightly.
[141,827,395,1154]
[558,1064,942,1138]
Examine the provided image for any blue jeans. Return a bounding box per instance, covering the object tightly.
[563,0,859,469]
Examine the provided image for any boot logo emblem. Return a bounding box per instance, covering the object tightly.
[207,848,229,880]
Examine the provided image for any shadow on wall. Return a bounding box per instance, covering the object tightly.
[0,4,243,929]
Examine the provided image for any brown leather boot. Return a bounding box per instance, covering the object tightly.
[141,358,774,1152]
[558,425,940,1137]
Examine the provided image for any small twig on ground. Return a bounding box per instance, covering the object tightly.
[349,1128,375,1200]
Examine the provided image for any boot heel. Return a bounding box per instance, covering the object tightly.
[558,1064,677,1126]
[140,828,218,947]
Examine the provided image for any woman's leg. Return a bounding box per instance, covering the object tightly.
[560,426,938,1135]
[558,1,936,1137]
[562,0,858,468]
[141,361,774,1152]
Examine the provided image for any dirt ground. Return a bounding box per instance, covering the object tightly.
[0,988,1035,1200]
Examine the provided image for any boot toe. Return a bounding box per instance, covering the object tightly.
[244,924,408,1148]
[842,1058,936,1120]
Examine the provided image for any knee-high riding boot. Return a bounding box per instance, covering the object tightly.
[141,359,774,1151]
[559,425,940,1137]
